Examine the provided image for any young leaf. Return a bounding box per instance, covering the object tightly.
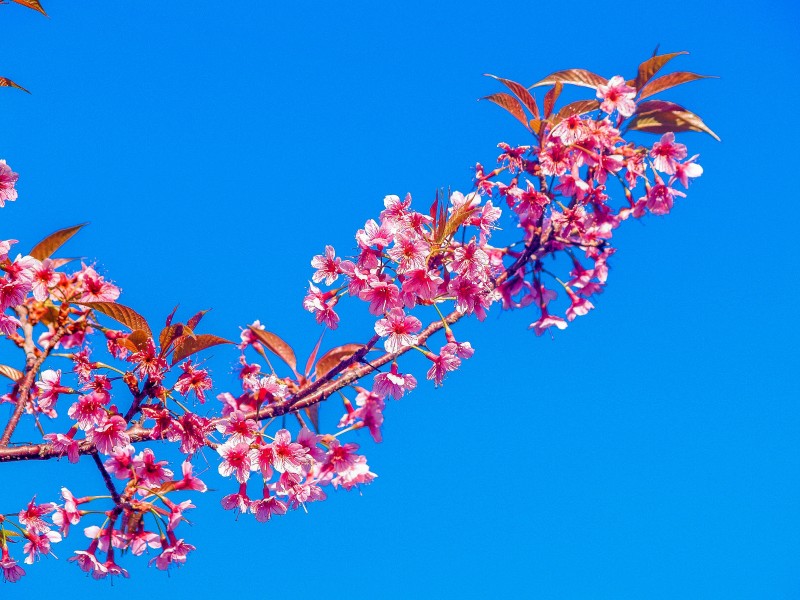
[480,93,530,129]
[159,323,185,353]
[638,71,715,101]
[0,77,30,94]
[248,327,298,374]
[634,51,688,91]
[543,82,563,118]
[0,365,23,382]
[187,309,210,331]
[305,405,320,433]
[165,305,180,327]
[304,330,326,379]
[484,74,540,120]
[79,301,152,337]
[29,223,87,261]
[626,102,720,141]
[315,344,365,380]
[529,69,606,90]
[172,334,234,365]
[10,0,47,16]
[122,329,151,353]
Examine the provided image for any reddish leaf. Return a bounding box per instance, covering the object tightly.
[248,327,298,374]
[29,223,87,261]
[123,329,151,353]
[10,0,47,15]
[528,119,543,135]
[530,69,606,90]
[626,103,720,141]
[484,74,539,120]
[172,334,234,365]
[480,93,530,129]
[165,305,179,327]
[0,364,23,382]
[187,309,210,330]
[638,71,715,100]
[159,323,185,352]
[304,330,326,379]
[543,82,563,118]
[0,77,30,94]
[305,405,320,433]
[552,100,600,124]
[315,344,364,380]
[634,51,688,90]
[79,301,152,337]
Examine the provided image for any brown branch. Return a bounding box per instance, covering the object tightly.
[0,313,65,447]
[0,232,544,462]
[91,451,121,504]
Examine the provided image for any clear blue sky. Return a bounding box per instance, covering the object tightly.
[2,1,799,597]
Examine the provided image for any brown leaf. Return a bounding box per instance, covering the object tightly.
[187,309,210,330]
[638,71,715,101]
[122,329,151,353]
[315,344,364,380]
[10,0,47,15]
[79,301,152,337]
[304,330,326,379]
[480,93,530,129]
[0,364,23,382]
[626,103,720,141]
[29,223,87,261]
[172,333,234,365]
[305,405,320,433]
[634,51,688,91]
[543,82,563,118]
[159,323,185,353]
[484,74,539,120]
[0,77,30,94]
[530,69,607,90]
[528,119,543,135]
[248,327,298,374]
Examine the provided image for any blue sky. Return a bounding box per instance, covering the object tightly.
[2,0,799,597]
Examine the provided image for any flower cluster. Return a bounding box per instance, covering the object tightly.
[1,53,714,582]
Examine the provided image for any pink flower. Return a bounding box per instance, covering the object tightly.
[131,448,174,489]
[0,551,25,583]
[216,410,259,444]
[250,491,288,523]
[311,245,342,285]
[43,432,80,463]
[174,459,207,492]
[77,265,120,303]
[23,531,62,564]
[359,279,402,315]
[596,75,637,117]
[270,429,309,474]
[0,313,21,336]
[18,497,56,535]
[425,346,462,387]
[671,154,703,188]
[650,132,687,174]
[644,182,686,215]
[0,159,19,207]
[529,310,568,336]
[217,440,258,483]
[36,369,67,411]
[374,308,421,353]
[173,361,213,402]
[87,415,130,455]
[373,363,417,400]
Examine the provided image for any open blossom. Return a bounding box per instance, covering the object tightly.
[1,551,25,583]
[373,363,417,400]
[270,428,309,474]
[217,440,259,483]
[0,159,19,206]
[650,132,687,174]
[311,245,341,285]
[530,309,568,336]
[132,448,174,488]
[173,361,213,402]
[18,497,56,534]
[88,415,131,454]
[425,345,462,387]
[374,308,421,353]
[596,75,637,117]
[77,265,120,302]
